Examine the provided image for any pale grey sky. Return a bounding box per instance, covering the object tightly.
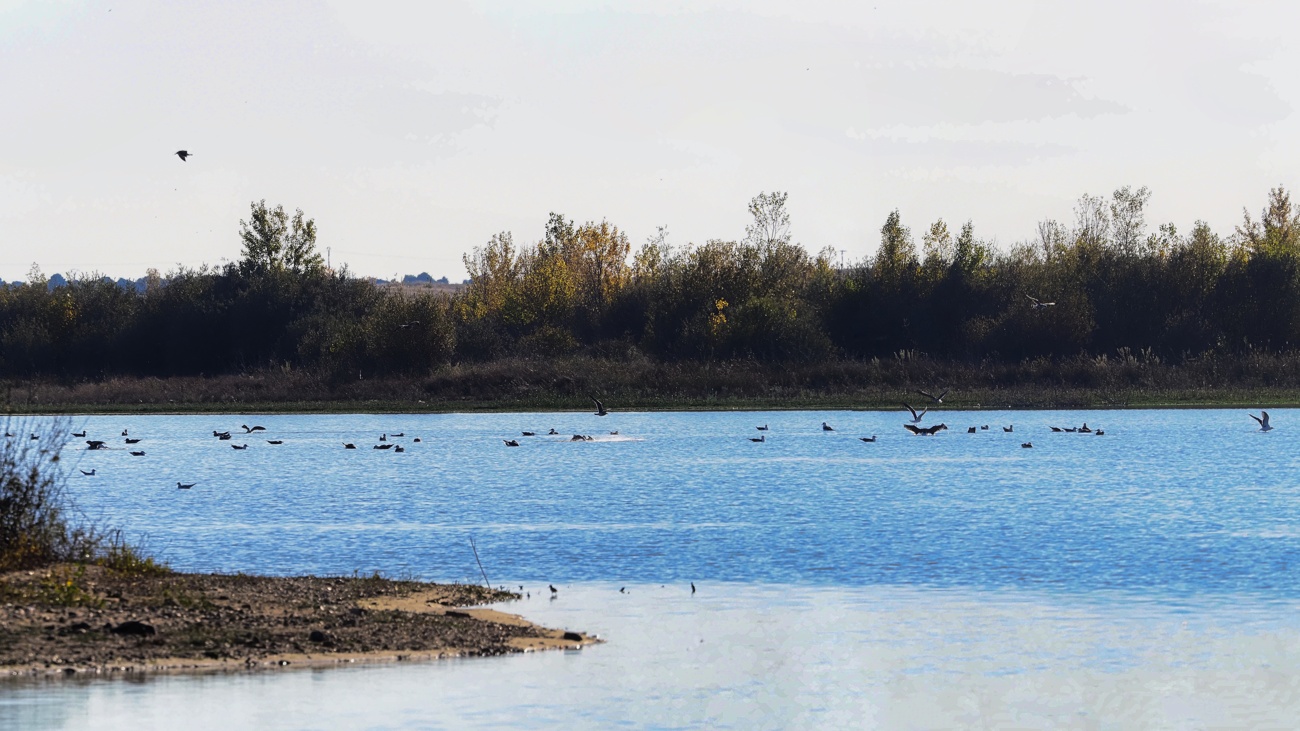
[2,0,1297,281]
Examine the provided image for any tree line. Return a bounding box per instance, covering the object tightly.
[5,187,1300,381]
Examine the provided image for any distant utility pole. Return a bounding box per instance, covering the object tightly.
[326,247,331,269]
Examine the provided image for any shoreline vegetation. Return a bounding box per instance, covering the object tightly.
[11,189,1300,415]
[7,353,1300,414]
[0,420,593,679]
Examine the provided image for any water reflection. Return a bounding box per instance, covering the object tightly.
[6,584,1300,730]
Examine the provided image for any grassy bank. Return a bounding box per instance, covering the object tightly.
[7,353,1300,413]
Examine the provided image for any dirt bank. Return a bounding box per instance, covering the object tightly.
[0,565,596,678]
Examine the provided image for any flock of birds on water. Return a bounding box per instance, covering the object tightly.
[28,394,1276,490]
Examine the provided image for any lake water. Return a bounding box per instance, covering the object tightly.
[4,409,1300,728]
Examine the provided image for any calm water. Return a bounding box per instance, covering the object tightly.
[5,409,1300,728]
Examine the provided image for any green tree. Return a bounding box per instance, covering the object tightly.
[744,191,792,248]
[237,200,324,278]
[872,209,915,282]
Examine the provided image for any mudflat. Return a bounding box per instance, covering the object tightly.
[0,565,595,677]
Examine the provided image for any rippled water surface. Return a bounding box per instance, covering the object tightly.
[6,409,1300,728]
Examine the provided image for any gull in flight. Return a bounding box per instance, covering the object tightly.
[917,388,948,404]
[1250,411,1274,432]
[903,403,927,424]
[175,150,192,161]
[1025,295,1056,309]
[591,397,608,416]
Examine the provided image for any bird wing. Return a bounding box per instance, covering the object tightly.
[918,407,928,419]
[917,389,935,400]
[1025,295,1040,305]
[937,388,949,401]
[903,424,921,434]
[903,402,918,419]
[1262,411,1271,427]
[1250,413,1263,426]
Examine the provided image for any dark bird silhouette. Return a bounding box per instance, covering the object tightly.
[129,451,145,456]
[548,429,559,435]
[344,443,356,449]
[391,433,405,437]
[213,430,230,438]
[967,427,977,433]
[981,425,989,430]
[749,435,765,442]
[1021,442,1033,448]
[1079,423,1092,433]
[394,445,405,453]
[177,482,195,489]
[691,582,696,594]
[549,584,558,595]
[122,429,128,436]
[413,437,422,443]
[242,425,266,433]
[72,431,86,438]
[174,150,191,161]
[619,587,625,593]
[917,388,949,404]
[1003,425,1013,432]
[125,438,141,444]
[503,439,520,447]
[374,444,394,450]
[231,444,248,450]
[757,425,769,431]
[30,434,38,440]
[266,440,283,445]
[859,436,877,442]
[1096,430,1106,436]
[379,434,387,442]
[1049,426,1062,432]
[522,432,536,437]
[904,423,948,436]
[822,422,835,431]
[591,396,608,416]
[80,469,96,476]
[218,433,232,440]
[86,440,107,450]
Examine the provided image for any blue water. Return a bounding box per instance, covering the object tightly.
[6,409,1300,728]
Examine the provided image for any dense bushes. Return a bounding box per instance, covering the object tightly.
[10,189,1300,381]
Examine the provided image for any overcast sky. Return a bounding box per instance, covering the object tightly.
[2,0,1298,281]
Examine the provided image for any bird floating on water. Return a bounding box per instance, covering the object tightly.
[125,438,141,444]
[1003,425,1013,432]
[87,440,107,450]
[522,432,536,437]
[122,429,128,436]
[1251,411,1274,432]
[177,482,195,489]
[343,443,356,449]
[266,440,283,445]
[231,444,248,450]
[860,436,877,442]
[904,423,948,436]
[503,439,520,447]
[374,444,394,450]
[129,451,145,456]
[72,431,86,438]
[1021,442,1033,448]
[548,429,559,435]
[80,469,96,476]
[822,422,835,431]
[394,445,405,453]
[757,425,769,431]
[749,435,765,443]
[968,427,977,433]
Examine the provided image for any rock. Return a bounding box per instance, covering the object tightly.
[111,621,156,637]
[445,610,472,619]
[562,631,583,642]
[308,630,329,643]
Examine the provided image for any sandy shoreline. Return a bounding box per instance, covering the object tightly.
[0,568,598,679]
